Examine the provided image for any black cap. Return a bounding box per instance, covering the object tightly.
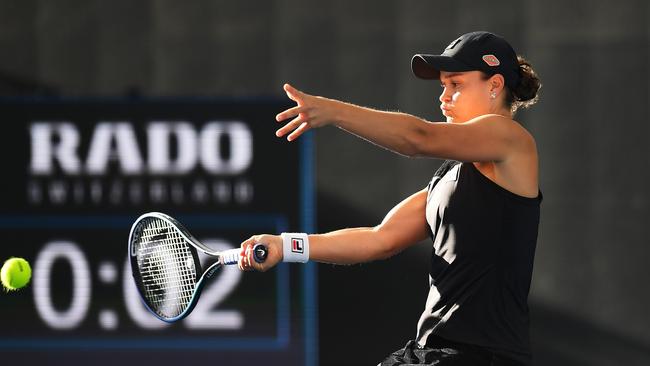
[411,31,520,89]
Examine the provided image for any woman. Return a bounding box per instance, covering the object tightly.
[239,31,542,366]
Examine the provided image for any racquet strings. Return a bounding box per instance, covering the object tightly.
[134,217,198,319]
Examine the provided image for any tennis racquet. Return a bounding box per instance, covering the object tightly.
[128,212,267,323]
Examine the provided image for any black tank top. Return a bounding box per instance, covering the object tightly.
[416,161,542,365]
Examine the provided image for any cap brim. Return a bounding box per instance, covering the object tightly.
[411,54,475,80]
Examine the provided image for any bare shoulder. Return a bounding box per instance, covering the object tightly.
[471,115,539,198]
[474,114,536,144]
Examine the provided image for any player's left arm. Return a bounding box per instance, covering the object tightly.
[276,84,535,162]
[407,114,537,163]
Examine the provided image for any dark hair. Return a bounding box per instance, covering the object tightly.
[484,55,541,115]
[506,56,541,114]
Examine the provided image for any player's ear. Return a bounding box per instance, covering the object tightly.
[488,74,505,94]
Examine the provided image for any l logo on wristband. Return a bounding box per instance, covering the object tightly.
[291,238,304,253]
[281,232,309,263]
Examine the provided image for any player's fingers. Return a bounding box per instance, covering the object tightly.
[283,83,305,103]
[239,234,280,272]
[245,244,269,272]
[287,122,311,141]
[239,236,258,271]
[238,257,247,271]
[276,115,307,138]
[244,245,253,270]
[276,105,304,122]
[247,246,262,272]
[238,245,250,271]
[239,236,253,256]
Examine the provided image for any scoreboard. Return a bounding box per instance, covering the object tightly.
[0,98,317,365]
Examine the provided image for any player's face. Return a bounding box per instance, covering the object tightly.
[438,71,494,123]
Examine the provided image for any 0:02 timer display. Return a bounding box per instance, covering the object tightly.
[32,239,246,331]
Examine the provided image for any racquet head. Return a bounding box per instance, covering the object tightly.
[128,212,206,322]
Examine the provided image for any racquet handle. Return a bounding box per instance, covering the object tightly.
[220,249,242,265]
[220,244,268,265]
[253,243,268,263]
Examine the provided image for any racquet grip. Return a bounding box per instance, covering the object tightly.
[220,248,241,265]
[220,245,267,265]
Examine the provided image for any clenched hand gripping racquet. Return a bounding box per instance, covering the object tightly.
[128,212,267,322]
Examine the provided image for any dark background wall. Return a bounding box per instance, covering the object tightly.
[2,1,650,365]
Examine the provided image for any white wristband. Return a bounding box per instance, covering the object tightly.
[281,232,309,263]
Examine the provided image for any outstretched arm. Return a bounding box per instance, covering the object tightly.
[276,83,534,162]
[239,188,429,271]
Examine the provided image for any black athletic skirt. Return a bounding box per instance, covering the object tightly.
[378,336,527,366]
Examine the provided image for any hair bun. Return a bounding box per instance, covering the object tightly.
[512,56,541,109]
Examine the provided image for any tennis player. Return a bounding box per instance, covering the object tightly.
[240,31,542,366]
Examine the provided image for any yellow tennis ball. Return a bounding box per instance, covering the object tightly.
[1,257,32,291]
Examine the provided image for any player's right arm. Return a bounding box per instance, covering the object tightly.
[239,188,429,271]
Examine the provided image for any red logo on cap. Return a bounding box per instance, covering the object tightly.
[482,54,500,67]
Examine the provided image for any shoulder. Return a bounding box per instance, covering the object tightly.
[470,114,536,150]
[470,114,533,135]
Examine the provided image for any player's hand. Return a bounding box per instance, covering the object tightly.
[238,234,282,272]
[275,83,336,141]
